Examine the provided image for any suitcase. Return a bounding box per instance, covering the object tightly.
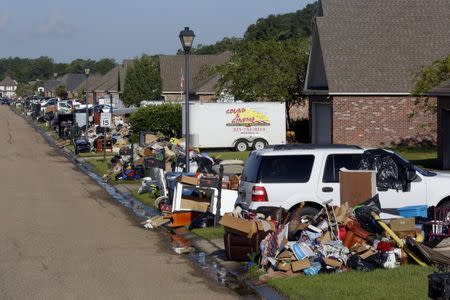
[224,231,268,261]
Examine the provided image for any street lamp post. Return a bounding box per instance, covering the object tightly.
[53,73,58,97]
[179,26,195,173]
[84,68,90,141]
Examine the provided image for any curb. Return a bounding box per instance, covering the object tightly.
[12,107,285,300]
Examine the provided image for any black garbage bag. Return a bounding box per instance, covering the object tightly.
[347,255,376,272]
[355,195,384,234]
[359,149,411,192]
[188,212,216,230]
[365,252,388,268]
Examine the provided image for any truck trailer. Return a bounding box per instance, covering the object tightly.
[185,102,286,151]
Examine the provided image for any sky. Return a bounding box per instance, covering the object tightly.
[0,0,313,63]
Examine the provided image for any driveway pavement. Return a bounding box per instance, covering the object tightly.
[0,106,237,300]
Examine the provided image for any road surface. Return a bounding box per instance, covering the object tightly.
[0,106,237,300]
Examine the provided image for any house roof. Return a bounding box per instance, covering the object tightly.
[306,0,450,94]
[44,73,87,92]
[427,79,450,97]
[0,76,18,86]
[82,60,132,93]
[158,52,231,94]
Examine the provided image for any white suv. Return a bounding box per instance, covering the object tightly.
[237,144,450,215]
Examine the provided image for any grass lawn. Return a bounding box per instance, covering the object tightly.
[130,190,156,208]
[208,151,250,162]
[268,265,433,300]
[87,159,110,176]
[205,147,439,169]
[390,146,438,170]
[190,225,225,240]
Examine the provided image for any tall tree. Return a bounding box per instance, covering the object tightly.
[412,54,450,114]
[122,55,162,106]
[216,38,310,127]
[92,58,116,75]
[244,3,316,42]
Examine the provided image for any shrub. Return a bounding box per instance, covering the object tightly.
[129,103,182,137]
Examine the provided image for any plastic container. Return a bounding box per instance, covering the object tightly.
[397,205,427,218]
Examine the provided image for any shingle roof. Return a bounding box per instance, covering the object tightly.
[85,60,132,93]
[0,76,17,86]
[427,79,450,97]
[310,0,450,94]
[159,52,231,93]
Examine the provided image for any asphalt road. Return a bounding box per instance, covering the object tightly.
[0,106,237,300]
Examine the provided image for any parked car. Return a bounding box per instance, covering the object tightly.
[236,144,450,217]
[1,97,10,105]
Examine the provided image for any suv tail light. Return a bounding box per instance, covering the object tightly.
[252,186,268,202]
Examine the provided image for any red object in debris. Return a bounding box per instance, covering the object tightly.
[251,186,268,202]
[338,226,347,241]
[376,241,394,252]
[343,218,373,248]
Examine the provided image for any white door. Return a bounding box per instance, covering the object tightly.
[377,174,427,209]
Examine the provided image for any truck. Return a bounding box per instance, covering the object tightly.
[186,102,286,151]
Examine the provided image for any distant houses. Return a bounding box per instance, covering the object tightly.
[0,76,18,98]
[42,52,230,105]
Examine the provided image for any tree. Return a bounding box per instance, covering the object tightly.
[55,84,68,98]
[216,38,310,127]
[183,37,243,55]
[244,3,316,42]
[92,58,116,75]
[122,55,162,106]
[412,54,450,114]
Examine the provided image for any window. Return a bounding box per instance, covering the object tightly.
[323,154,362,183]
[241,153,261,183]
[258,155,315,183]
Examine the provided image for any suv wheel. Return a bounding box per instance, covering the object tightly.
[235,140,249,152]
[253,139,268,150]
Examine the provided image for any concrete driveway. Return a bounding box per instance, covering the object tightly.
[0,106,237,300]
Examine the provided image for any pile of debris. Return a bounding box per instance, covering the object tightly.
[220,196,450,282]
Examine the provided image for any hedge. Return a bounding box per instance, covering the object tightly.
[129,103,182,137]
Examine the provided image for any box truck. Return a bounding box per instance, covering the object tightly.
[185,102,286,151]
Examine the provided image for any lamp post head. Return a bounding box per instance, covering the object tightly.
[179,27,195,53]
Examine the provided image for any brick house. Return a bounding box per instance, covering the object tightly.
[44,74,86,99]
[78,60,132,104]
[0,76,18,98]
[158,52,231,102]
[428,80,450,169]
[304,0,450,146]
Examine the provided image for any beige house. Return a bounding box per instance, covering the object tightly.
[0,76,18,98]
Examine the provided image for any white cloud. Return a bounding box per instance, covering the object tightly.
[0,14,9,30]
[37,11,73,36]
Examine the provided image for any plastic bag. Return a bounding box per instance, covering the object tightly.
[355,195,383,234]
[347,255,376,272]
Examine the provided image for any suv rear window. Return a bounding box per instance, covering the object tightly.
[258,155,315,183]
[241,153,262,183]
[323,154,362,183]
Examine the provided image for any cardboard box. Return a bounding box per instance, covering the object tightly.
[339,169,377,207]
[389,218,415,232]
[180,176,198,186]
[291,259,311,272]
[277,262,291,272]
[323,257,343,268]
[219,214,258,238]
[179,197,210,212]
